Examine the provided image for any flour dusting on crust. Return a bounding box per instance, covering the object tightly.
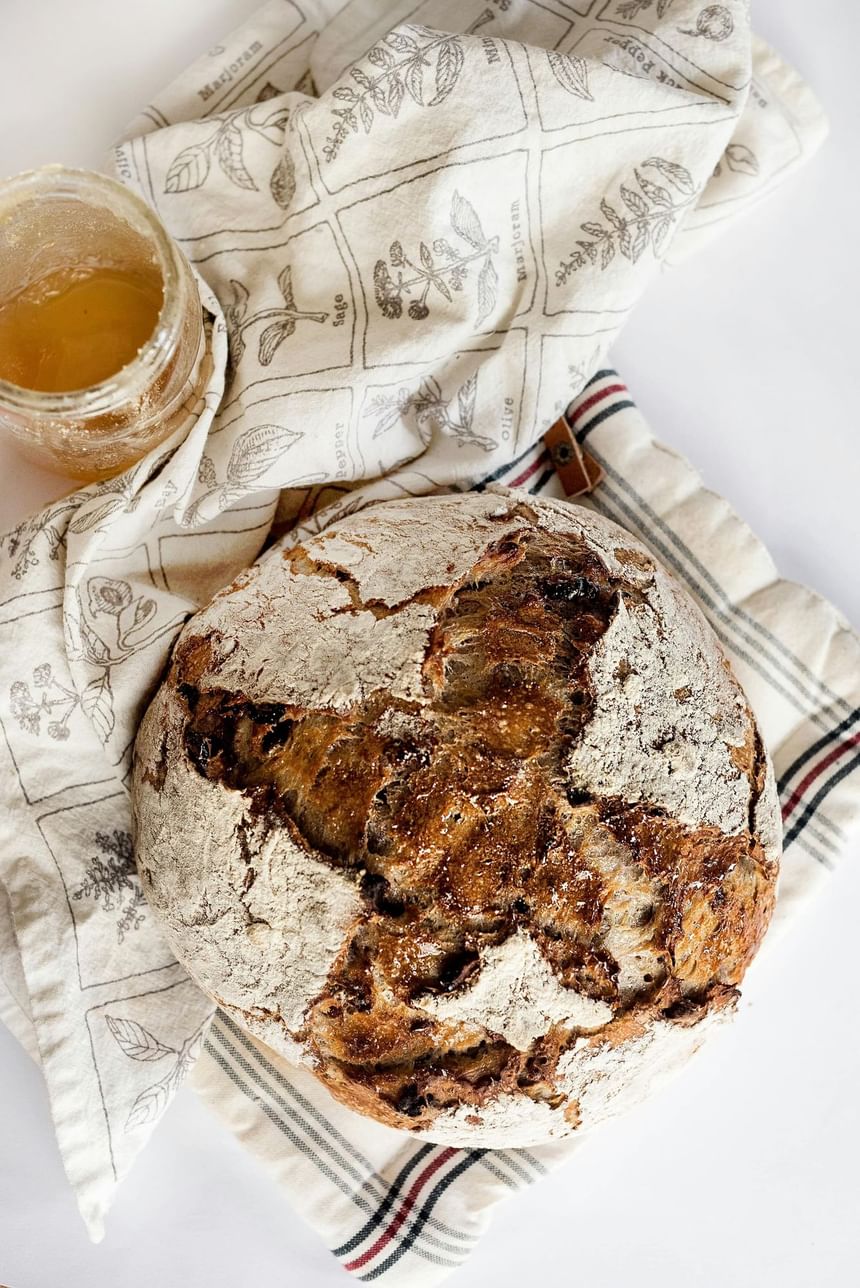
[567,584,751,834]
[132,489,780,1148]
[417,930,613,1051]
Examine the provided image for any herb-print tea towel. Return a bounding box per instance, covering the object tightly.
[0,0,833,1264]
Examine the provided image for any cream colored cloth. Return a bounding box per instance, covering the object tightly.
[0,0,836,1266]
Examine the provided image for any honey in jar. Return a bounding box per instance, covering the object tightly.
[0,167,204,481]
[0,264,164,394]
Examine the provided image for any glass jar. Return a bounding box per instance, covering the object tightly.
[0,166,204,482]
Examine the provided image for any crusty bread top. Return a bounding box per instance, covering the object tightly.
[132,490,780,1147]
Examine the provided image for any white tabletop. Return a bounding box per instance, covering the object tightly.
[1,2,858,1285]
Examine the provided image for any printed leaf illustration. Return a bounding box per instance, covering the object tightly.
[62,603,85,664]
[405,57,425,105]
[131,597,157,630]
[270,153,296,209]
[228,279,249,316]
[216,123,257,190]
[278,265,297,309]
[635,169,672,207]
[387,74,405,117]
[601,199,626,232]
[643,156,695,195]
[106,1016,175,1063]
[457,373,478,429]
[164,142,211,194]
[725,143,759,175]
[475,256,499,328]
[386,30,419,54]
[224,279,250,361]
[78,615,112,666]
[620,219,649,262]
[547,51,593,101]
[81,674,115,743]
[226,423,303,486]
[620,184,649,218]
[68,497,128,534]
[115,1017,208,1133]
[258,318,296,365]
[367,45,395,70]
[125,1067,176,1131]
[451,190,488,251]
[175,1025,206,1078]
[652,213,674,256]
[432,38,465,105]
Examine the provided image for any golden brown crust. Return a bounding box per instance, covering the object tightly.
[145,502,779,1138]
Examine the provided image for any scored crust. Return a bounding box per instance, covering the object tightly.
[132,489,781,1147]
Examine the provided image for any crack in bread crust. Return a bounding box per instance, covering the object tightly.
[148,505,778,1136]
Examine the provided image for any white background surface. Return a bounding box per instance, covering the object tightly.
[0,2,858,1285]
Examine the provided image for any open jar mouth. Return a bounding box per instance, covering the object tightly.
[0,166,188,421]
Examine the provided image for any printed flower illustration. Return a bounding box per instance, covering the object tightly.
[555,156,699,284]
[364,372,497,453]
[105,1015,207,1131]
[72,830,146,945]
[10,664,84,741]
[323,26,468,162]
[372,191,499,328]
[224,266,328,367]
[88,576,133,617]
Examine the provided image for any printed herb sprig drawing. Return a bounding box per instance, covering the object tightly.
[72,830,147,944]
[225,266,328,366]
[374,191,499,327]
[323,26,467,161]
[0,496,79,581]
[164,103,295,208]
[555,156,698,284]
[363,373,497,453]
[106,1015,206,1131]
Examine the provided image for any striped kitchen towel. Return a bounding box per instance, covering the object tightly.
[186,368,860,1284]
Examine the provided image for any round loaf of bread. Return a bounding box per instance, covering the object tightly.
[132,489,780,1147]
